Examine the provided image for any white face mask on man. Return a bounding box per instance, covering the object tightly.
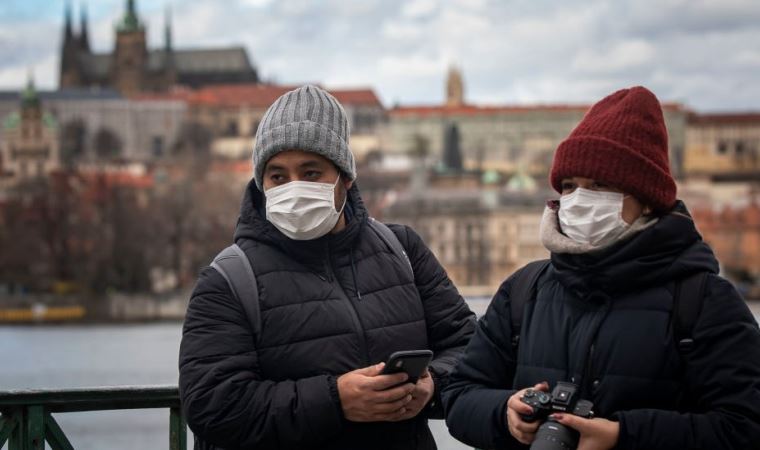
[264,175,347,241]
[558,188,630,247]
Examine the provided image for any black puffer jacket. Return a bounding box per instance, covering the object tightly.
[442,202,760,449]
[179,181,475,450]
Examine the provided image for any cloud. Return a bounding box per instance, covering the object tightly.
[0,0,759,110]
[572,40,656,74]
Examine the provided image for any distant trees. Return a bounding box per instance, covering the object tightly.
[0,163,240,296]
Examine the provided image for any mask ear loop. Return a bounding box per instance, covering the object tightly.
[334,175,348,214]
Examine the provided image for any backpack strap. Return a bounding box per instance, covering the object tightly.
[368,218,414,280]
[210,243,261,341]
[509,259,551,350]
[673,272,709,354]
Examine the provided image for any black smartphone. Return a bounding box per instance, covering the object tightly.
[380,350,434,384]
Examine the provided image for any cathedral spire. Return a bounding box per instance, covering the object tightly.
[80,3,90,52]
[64,0,73,39]
[118,0,141,32]
[164,4,173,52]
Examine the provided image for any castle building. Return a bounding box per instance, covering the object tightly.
[0,78,60,186]
[60,0,259,96]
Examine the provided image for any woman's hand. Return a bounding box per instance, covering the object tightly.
[551,413,619,450]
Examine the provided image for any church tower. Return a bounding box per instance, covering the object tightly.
[60,2,82,88]
[112,0,147,95]
[446,65,465,107]
[79,4,90,52]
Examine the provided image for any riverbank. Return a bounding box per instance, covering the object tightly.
[0,290,191,324]
[1,293,758,325]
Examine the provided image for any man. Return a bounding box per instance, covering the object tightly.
[179,85,475,450]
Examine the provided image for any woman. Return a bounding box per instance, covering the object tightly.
[441,86,760,450]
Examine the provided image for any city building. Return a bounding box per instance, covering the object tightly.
[173,84,386,161]
[0,88,186,164]
[684,112,760,180]
[387,68,690,179]
[692,200,760,298]
[60,0,258,95]
[383,172,549,292]
[0,78,60,187]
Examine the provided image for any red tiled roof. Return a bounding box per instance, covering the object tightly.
[688,112,760,125]
[189,84,298,108]
[391,102,685,117]
[330,89,383,107]
[186,84,382,108]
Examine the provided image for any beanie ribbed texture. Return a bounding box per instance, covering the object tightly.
[253,85,355,190]
[550,86,677,211]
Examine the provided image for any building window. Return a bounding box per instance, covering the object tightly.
[152,136,164,158]
[717,141,728,155]
[93,127,123,161]
[224,121,239,137]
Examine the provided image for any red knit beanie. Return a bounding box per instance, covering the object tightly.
[550,86,677,211]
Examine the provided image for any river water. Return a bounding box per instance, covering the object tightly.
[1,300,758,450]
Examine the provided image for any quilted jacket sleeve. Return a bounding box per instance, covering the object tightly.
[178,266,344,449]
[612,275,760,450]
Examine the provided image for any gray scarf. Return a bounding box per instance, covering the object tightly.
[540,205,659,255]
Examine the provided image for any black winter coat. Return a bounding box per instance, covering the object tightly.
[179,181,475,450]
[442,202,760,449]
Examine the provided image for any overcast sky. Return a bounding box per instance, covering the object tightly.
[1,0,759,111]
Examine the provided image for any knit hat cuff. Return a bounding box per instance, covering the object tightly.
[253,120,356,190]
[550,135,677,211]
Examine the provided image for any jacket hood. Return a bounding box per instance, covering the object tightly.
[233,178,368,268]
[550,201,719,298]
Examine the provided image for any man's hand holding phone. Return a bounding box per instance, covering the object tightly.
[389,368,434,421]
[337,363,415,422]
[337,350,435,422]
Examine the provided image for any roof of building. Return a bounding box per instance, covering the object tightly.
[689,112,760,125]
[330,89,383,107]
[182,83,383,108]
[0,88,123,102]
[77,47,257,80]
[390,102,685,117]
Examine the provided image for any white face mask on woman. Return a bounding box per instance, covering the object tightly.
[265,175,346,241]
[558,188,630,247]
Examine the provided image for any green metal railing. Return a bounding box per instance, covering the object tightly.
[0,385,186,450]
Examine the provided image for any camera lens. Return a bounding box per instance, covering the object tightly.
[530,418,579,450]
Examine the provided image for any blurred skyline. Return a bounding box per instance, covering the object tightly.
[1,0,760,110]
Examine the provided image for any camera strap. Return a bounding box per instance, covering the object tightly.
[672,271,709,354]
[509,259,551,352]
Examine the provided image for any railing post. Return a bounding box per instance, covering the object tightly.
[169,406,187,450]
[26,405,45,450]
[8,408,26,450]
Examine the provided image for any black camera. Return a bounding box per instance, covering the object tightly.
[520,382,594,450]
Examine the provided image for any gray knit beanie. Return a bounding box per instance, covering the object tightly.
[252,85,356,190]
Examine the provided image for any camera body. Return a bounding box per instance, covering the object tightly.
[520,381,594,422]
[520,382,594,450]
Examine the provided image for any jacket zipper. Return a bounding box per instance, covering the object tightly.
[580,300,612,399]
[326,244,370,367]
[581,342,595,399]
